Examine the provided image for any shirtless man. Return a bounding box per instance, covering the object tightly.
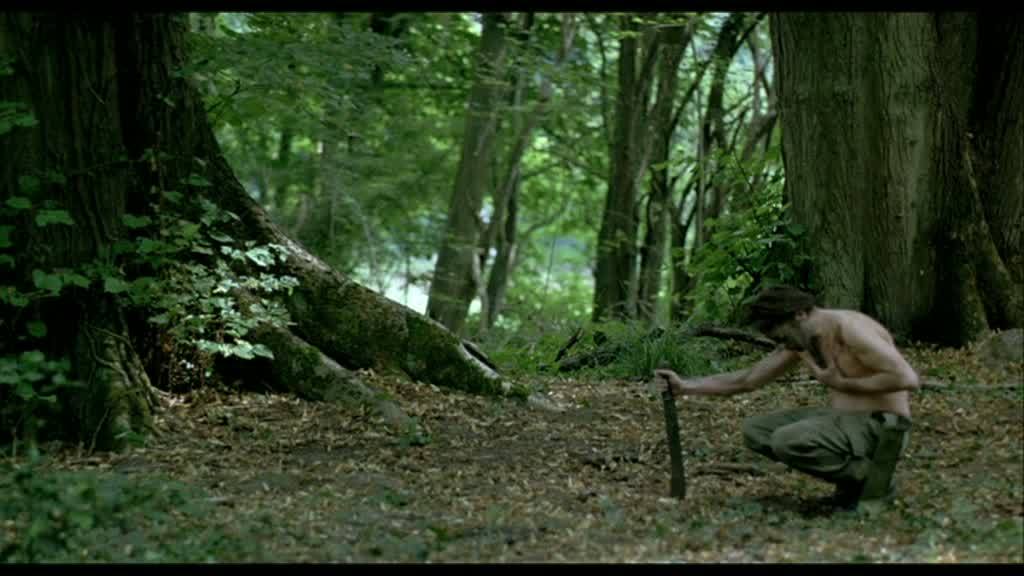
[654,285,920,508]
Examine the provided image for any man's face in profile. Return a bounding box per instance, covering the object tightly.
[764,315,809,352]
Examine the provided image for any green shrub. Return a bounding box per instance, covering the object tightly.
[0,459,265,563]
[685,174,813,326]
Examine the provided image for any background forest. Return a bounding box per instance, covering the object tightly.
[0,12,1021,563]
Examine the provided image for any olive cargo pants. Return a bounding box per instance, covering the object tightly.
[742,407,911,488]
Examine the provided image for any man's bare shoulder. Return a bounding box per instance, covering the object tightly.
[832,309,895,345]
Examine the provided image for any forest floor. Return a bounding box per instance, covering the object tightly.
[15,345,1024,563]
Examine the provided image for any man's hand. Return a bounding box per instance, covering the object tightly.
[653,369,687,396]
[807,356,846,391]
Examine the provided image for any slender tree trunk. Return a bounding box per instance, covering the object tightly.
[477,14,533,333]
[700,13,761,241]
[484,189,519,328]
[637,22,691,324]
[273,129,292,215]
[479,14,577,333]
[592,15,660,322]
[669,179,698,322]
[427,13,509,335]
[772,12,1022,345]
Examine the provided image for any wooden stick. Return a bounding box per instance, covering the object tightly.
[660,377,686,499]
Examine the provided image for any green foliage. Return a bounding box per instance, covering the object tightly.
[0,351,80,453]
[109,184,298,362]
[582,320,756,381]
[487,316,757,383]
[189,13,448,278]
[0,460,266,562]
[686,174,812,325]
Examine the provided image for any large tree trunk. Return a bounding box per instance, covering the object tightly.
[426,13,509,335]
[1,15,157,450]
[120,15,508,396]
[592,15,660,322]
[1,14,512,450]
[771,12,1022,345]
[972,17,1024,291]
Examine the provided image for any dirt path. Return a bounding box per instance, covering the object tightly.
[40,361,1023,563]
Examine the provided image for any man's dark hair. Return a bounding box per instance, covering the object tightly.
[744,285,816,332]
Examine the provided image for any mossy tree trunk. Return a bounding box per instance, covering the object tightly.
[771,12,1022,345]
[1,15,156,450]
[1,13,509,450]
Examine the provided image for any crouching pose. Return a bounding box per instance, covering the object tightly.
[654,286,919,508]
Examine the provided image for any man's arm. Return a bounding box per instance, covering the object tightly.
[820,321,920,395]
[655,348,800,397]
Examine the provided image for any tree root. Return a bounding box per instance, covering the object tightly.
[222,321,418,436]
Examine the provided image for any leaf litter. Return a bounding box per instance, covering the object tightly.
[27,346,1024,563]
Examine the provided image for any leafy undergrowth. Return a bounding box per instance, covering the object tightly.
[2,346,1021,563]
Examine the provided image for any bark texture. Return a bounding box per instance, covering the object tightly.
[1,15,155,450]
[771,12,1022,345]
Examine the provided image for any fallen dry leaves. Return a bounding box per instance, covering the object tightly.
[27,346,1024,563]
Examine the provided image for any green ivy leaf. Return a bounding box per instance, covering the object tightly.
[178,221,201,240]
[14,113,37,128]
[63,272,91,288]
[35,209,74,227]
[186,174,212,188]
[103,276,130,294]
[1,286,29,307]
[0,226,11,248]
[122,214,152,229]
[244,246,274,267]
[128,276,157,303]
[15,381,36,400]
[20,350,45,364]
[138,238,165,254]
[209,231,234,244]
[252,343,274,360]
[27,321,47,338]
[6,196,31,210]
[43,170,67,185]
[32,269,63,294]
[232,341,255,359]
[112,239,136,257]
[0,255,13,268]
[163,190,184,204]
[18,175,40,194]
